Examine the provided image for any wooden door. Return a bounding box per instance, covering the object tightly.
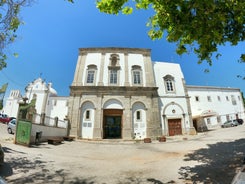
[168,119,182,136]
[103,109,123,139]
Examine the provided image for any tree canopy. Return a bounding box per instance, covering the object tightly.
[1,1,245,72]
[96,0,245,66]
[0,0,32,70]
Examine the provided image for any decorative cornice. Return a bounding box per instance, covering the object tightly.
[69,85,159,97]
[186,85,241,92]
[78,47,151,56]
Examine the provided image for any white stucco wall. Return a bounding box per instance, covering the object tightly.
[31,123,67,143]
[127,54,145,86]
[82,52,148,87]
[188,86,245,123]
[153,61,191,133]
[153,62,186,96]
[46,96,68,120]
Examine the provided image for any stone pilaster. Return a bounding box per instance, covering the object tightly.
[69,96,81,137]
[143,54,155,87]
[146,96,162,139]
[124,53,130,86]
[98,53,105,86]
[73,52,87,86]
[182,78,197,135]
[122,96,133,140]
[93,95,103,139]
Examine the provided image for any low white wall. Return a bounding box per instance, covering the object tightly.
[30,123,67,143]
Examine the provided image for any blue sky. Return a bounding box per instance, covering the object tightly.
[0,0,245,98]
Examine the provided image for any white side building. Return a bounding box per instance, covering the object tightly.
[153,62,193,136]
[187,85,245,131]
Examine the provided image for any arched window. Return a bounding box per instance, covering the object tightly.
[132,65,142,85]
[163,75,175,93]
[86,64,97,85]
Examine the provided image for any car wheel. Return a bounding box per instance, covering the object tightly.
[7,128,12,134]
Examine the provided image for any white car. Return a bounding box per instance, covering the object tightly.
[7,119,16,134]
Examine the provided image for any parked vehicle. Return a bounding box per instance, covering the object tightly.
[7,119,16,134]
[0,144,4,166]
[221,120,238,128]
[0,113,11,124]
[237,119,244,125]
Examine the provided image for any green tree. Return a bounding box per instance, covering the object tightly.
[0,0,32,70]
[95,0,245,66]
[242,92,245,107]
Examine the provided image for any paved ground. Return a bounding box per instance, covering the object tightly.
[0,123,245,184]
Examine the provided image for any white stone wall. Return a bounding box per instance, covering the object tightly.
[153,62,186,96]
[46,96,68,120]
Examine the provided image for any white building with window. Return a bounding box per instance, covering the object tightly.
[3,78,69,125]
[187,85,245,131]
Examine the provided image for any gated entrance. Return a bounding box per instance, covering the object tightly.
[103,109,122,139]
[15,120,32,146]
[168,119,182,136]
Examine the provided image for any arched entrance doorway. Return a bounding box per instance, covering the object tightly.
[132,102,146,139]
[103,109,123,139]
[103,99,123,139]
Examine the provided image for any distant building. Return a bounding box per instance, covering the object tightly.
[3,47,245,140]
[187,85,244,131]
[2,90,22,117]
[3,78,69,123]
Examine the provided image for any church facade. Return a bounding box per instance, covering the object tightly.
[68,47,196,140]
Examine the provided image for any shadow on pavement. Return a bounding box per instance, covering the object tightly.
[179,138,245,183]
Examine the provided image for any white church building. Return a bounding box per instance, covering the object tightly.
[3,47,245,140]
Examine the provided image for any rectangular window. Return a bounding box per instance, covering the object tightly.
[207,96,211,102]
[136,110,141,121]
[217,96,221,101]
[53,100,57,106]
[231,95,237,105]
[217,116,221,123]
[226,96,229,101]
[87,70,95,83]
[133,71,141,84]
[85,110,90,120]
[206,118,211,124]
[226,115,230,121]
[166,80,174,92]
[110,70,118,84]
[195,96,199,102]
